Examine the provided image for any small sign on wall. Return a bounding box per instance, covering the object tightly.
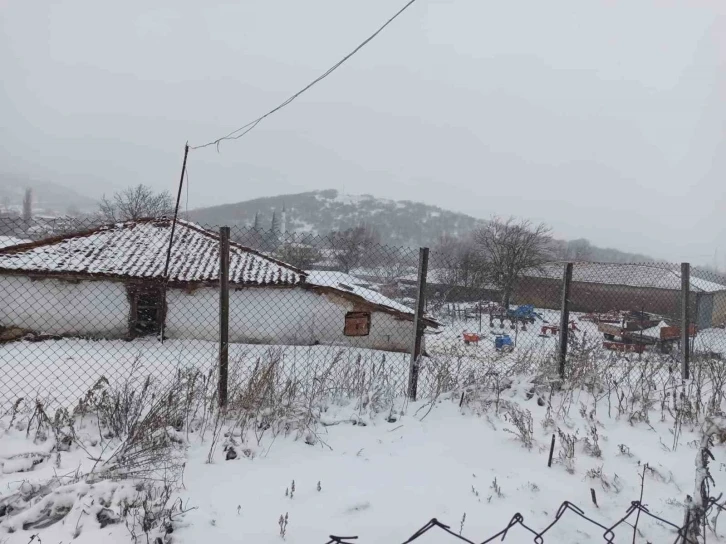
[344,311,371,337]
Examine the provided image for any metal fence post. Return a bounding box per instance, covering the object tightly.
[407,247,429,401]
[219,226,230,407]
[558,263,573,379]
[681,262,690,380]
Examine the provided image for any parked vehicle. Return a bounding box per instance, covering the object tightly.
[493,334,514,352]
[462,332,481,345]
[506,304,542,324]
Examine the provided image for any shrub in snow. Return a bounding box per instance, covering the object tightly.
[685,415,726,541]
[502,404,534,449]
[617,444,633,458]
[583,424,602,458]
[0,368,193,543]
[489,478,504,499]
[584,466,622,494]
[556,428,577,474]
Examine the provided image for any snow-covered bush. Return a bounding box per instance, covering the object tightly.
[0,369,191,543]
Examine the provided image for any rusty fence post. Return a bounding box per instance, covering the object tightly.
[558,263,573,380]
[219,226,230,407]
[408,247,429,401]
[681,262,690,380]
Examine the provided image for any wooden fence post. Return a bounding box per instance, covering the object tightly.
[408,247,429,401]
[219,226,230,408]
[681,262,690,380]
[558,263,573,379]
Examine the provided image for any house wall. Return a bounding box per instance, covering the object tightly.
[165,286,413,351]
[513,277,684,319]
[712,292,726,327]
[0,275,129,337]
[695,293,714,331]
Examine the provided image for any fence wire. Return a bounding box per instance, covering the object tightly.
[321,494,726,544]
[1,216,726,411]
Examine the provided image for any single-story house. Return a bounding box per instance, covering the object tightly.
[517,263,726,329]
[0,219,437,352]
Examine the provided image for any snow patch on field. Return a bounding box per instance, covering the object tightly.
[2,364,726,543]
[174,386,726,544]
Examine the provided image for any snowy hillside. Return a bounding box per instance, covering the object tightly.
[187,190,655,263]
[188,189,484,247]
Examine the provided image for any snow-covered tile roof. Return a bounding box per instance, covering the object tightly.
[0,219,304,286]
[526,263,726,293]
[306,270,416,315]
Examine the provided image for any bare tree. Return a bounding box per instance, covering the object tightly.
[275,242,322,269]
[432,234,488,289]
[329,225,381,273]
[100,184,174,222]
[565,238,593,261]
[473,217,552,308]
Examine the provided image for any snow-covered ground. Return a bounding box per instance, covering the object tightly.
[3,369,726,544]
[0,422,140,543]
[3,304,726,543]
[179,391,719,544]
[0,338,410,411]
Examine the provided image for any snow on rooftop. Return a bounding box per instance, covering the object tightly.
[305,270,416,316]
[0,219,304,286]
[527,263,726,293]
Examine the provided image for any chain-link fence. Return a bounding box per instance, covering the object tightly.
[1,215,725,412]
[421,257,726,404]
[0,217,421,410]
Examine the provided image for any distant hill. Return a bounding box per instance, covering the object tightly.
[188,189,482,247]
[188,189,655,263]
[0,174,97,216]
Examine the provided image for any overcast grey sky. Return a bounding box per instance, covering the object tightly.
[1,0,724,263]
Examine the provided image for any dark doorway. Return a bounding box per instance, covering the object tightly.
[129,285,164,336]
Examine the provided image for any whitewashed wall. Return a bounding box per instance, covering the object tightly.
[165,287,413,351]
[0,275,129,337]
[0,276,415,351]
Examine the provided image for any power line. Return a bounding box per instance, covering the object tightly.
[190,0,420,151]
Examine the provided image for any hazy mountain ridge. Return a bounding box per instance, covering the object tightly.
[0,174,97,216]
[188,189,655,263]
[188,189,482,246]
